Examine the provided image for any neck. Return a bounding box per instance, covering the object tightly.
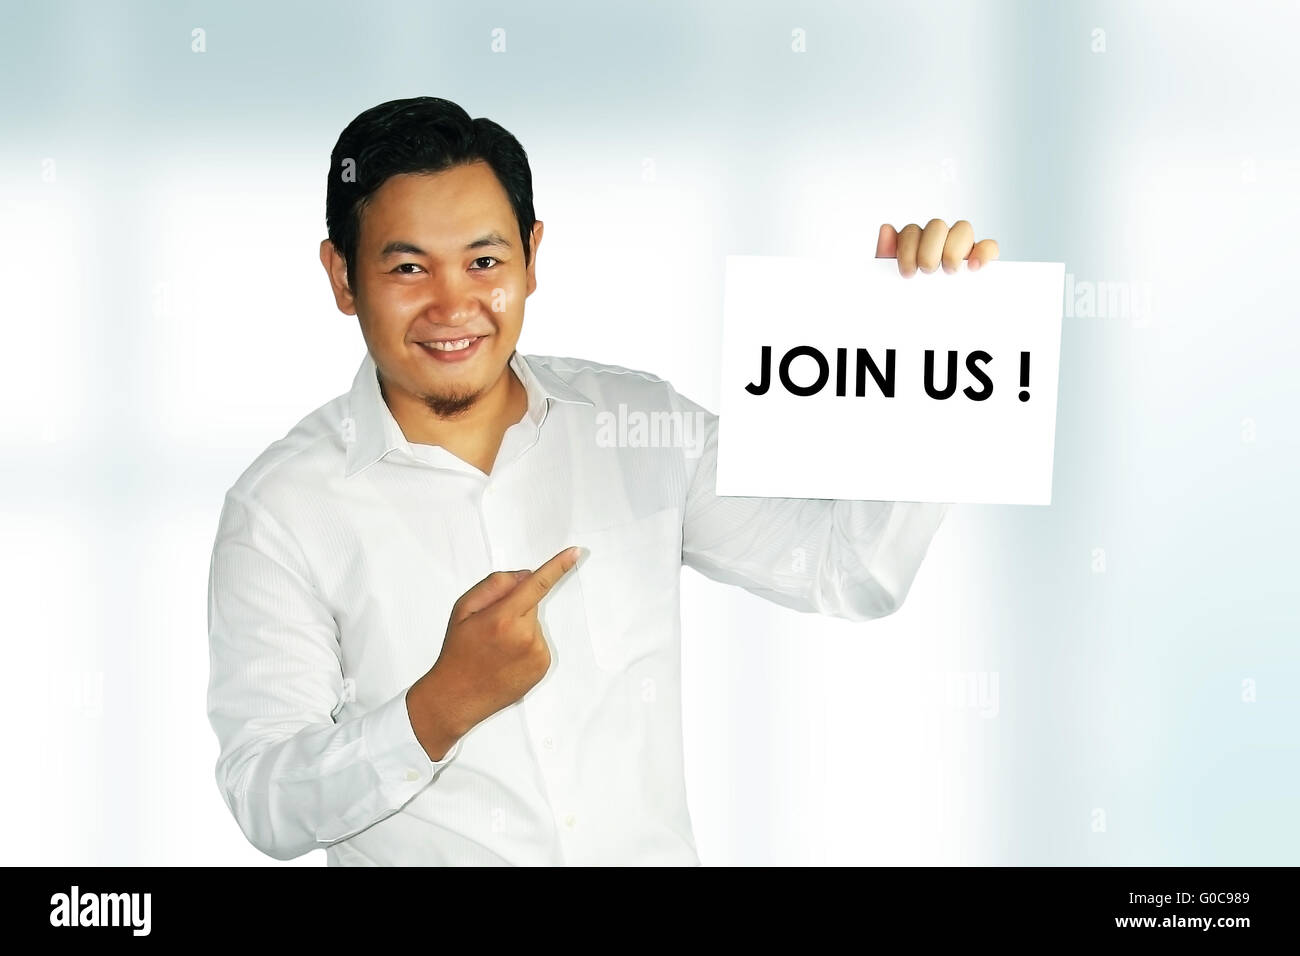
[382,355,530,474]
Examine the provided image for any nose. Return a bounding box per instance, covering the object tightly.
[427,271,480,328]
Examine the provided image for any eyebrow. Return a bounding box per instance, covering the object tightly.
[378,232,513,259]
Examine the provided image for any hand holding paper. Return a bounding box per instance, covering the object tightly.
[874,219,1000,275]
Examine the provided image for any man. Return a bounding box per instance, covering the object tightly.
[206,96,999,865]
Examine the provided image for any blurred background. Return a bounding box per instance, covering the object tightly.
[1,0,1295,865]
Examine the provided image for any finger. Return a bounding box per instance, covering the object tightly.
[966,238,999,271]
[875,224,898,258]
[501,546,581,617]
[916,218,949,274]
[895,223,922,277]
[941,220,974,274]
[453,570,533,621]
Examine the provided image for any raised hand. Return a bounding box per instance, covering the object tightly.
[406,547,580,760]
[876,220,999,277]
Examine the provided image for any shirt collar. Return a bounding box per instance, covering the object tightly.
[343,348,594,478]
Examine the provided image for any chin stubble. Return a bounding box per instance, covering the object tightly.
[422,387,481,418]
[377,367,482,419]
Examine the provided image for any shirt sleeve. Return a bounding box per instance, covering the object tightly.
[670,383,950,622]
[206,490,460,861]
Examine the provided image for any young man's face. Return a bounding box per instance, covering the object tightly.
[321,161,542,420]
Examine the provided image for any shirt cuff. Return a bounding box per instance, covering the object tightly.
[361,686,461,800]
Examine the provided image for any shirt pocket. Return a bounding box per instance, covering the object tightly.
[569,506,681,672]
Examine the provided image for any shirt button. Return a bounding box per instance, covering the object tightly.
[562,813,577,830]
[541,735,554,750]
[404,769,421,782]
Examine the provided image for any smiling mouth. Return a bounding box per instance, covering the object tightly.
[418,335,485,352]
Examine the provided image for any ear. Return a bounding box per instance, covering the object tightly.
[319,239,357,315]
[524,220,544,297]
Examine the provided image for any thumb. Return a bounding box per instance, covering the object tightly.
[455,569,532,620]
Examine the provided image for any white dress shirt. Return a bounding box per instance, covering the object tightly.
[206,348,949,865]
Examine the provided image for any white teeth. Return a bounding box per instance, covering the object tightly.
[423,337,476,352]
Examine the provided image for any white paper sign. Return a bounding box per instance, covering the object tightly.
[717,256,1065,505]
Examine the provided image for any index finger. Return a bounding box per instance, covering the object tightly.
[500,546,581,617]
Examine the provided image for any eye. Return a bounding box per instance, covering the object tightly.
[392,263,424,275]
[470,256,500,270]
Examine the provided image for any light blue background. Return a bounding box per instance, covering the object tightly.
[1,0,1294,864]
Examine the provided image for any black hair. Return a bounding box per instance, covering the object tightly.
[325,96,536,292]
